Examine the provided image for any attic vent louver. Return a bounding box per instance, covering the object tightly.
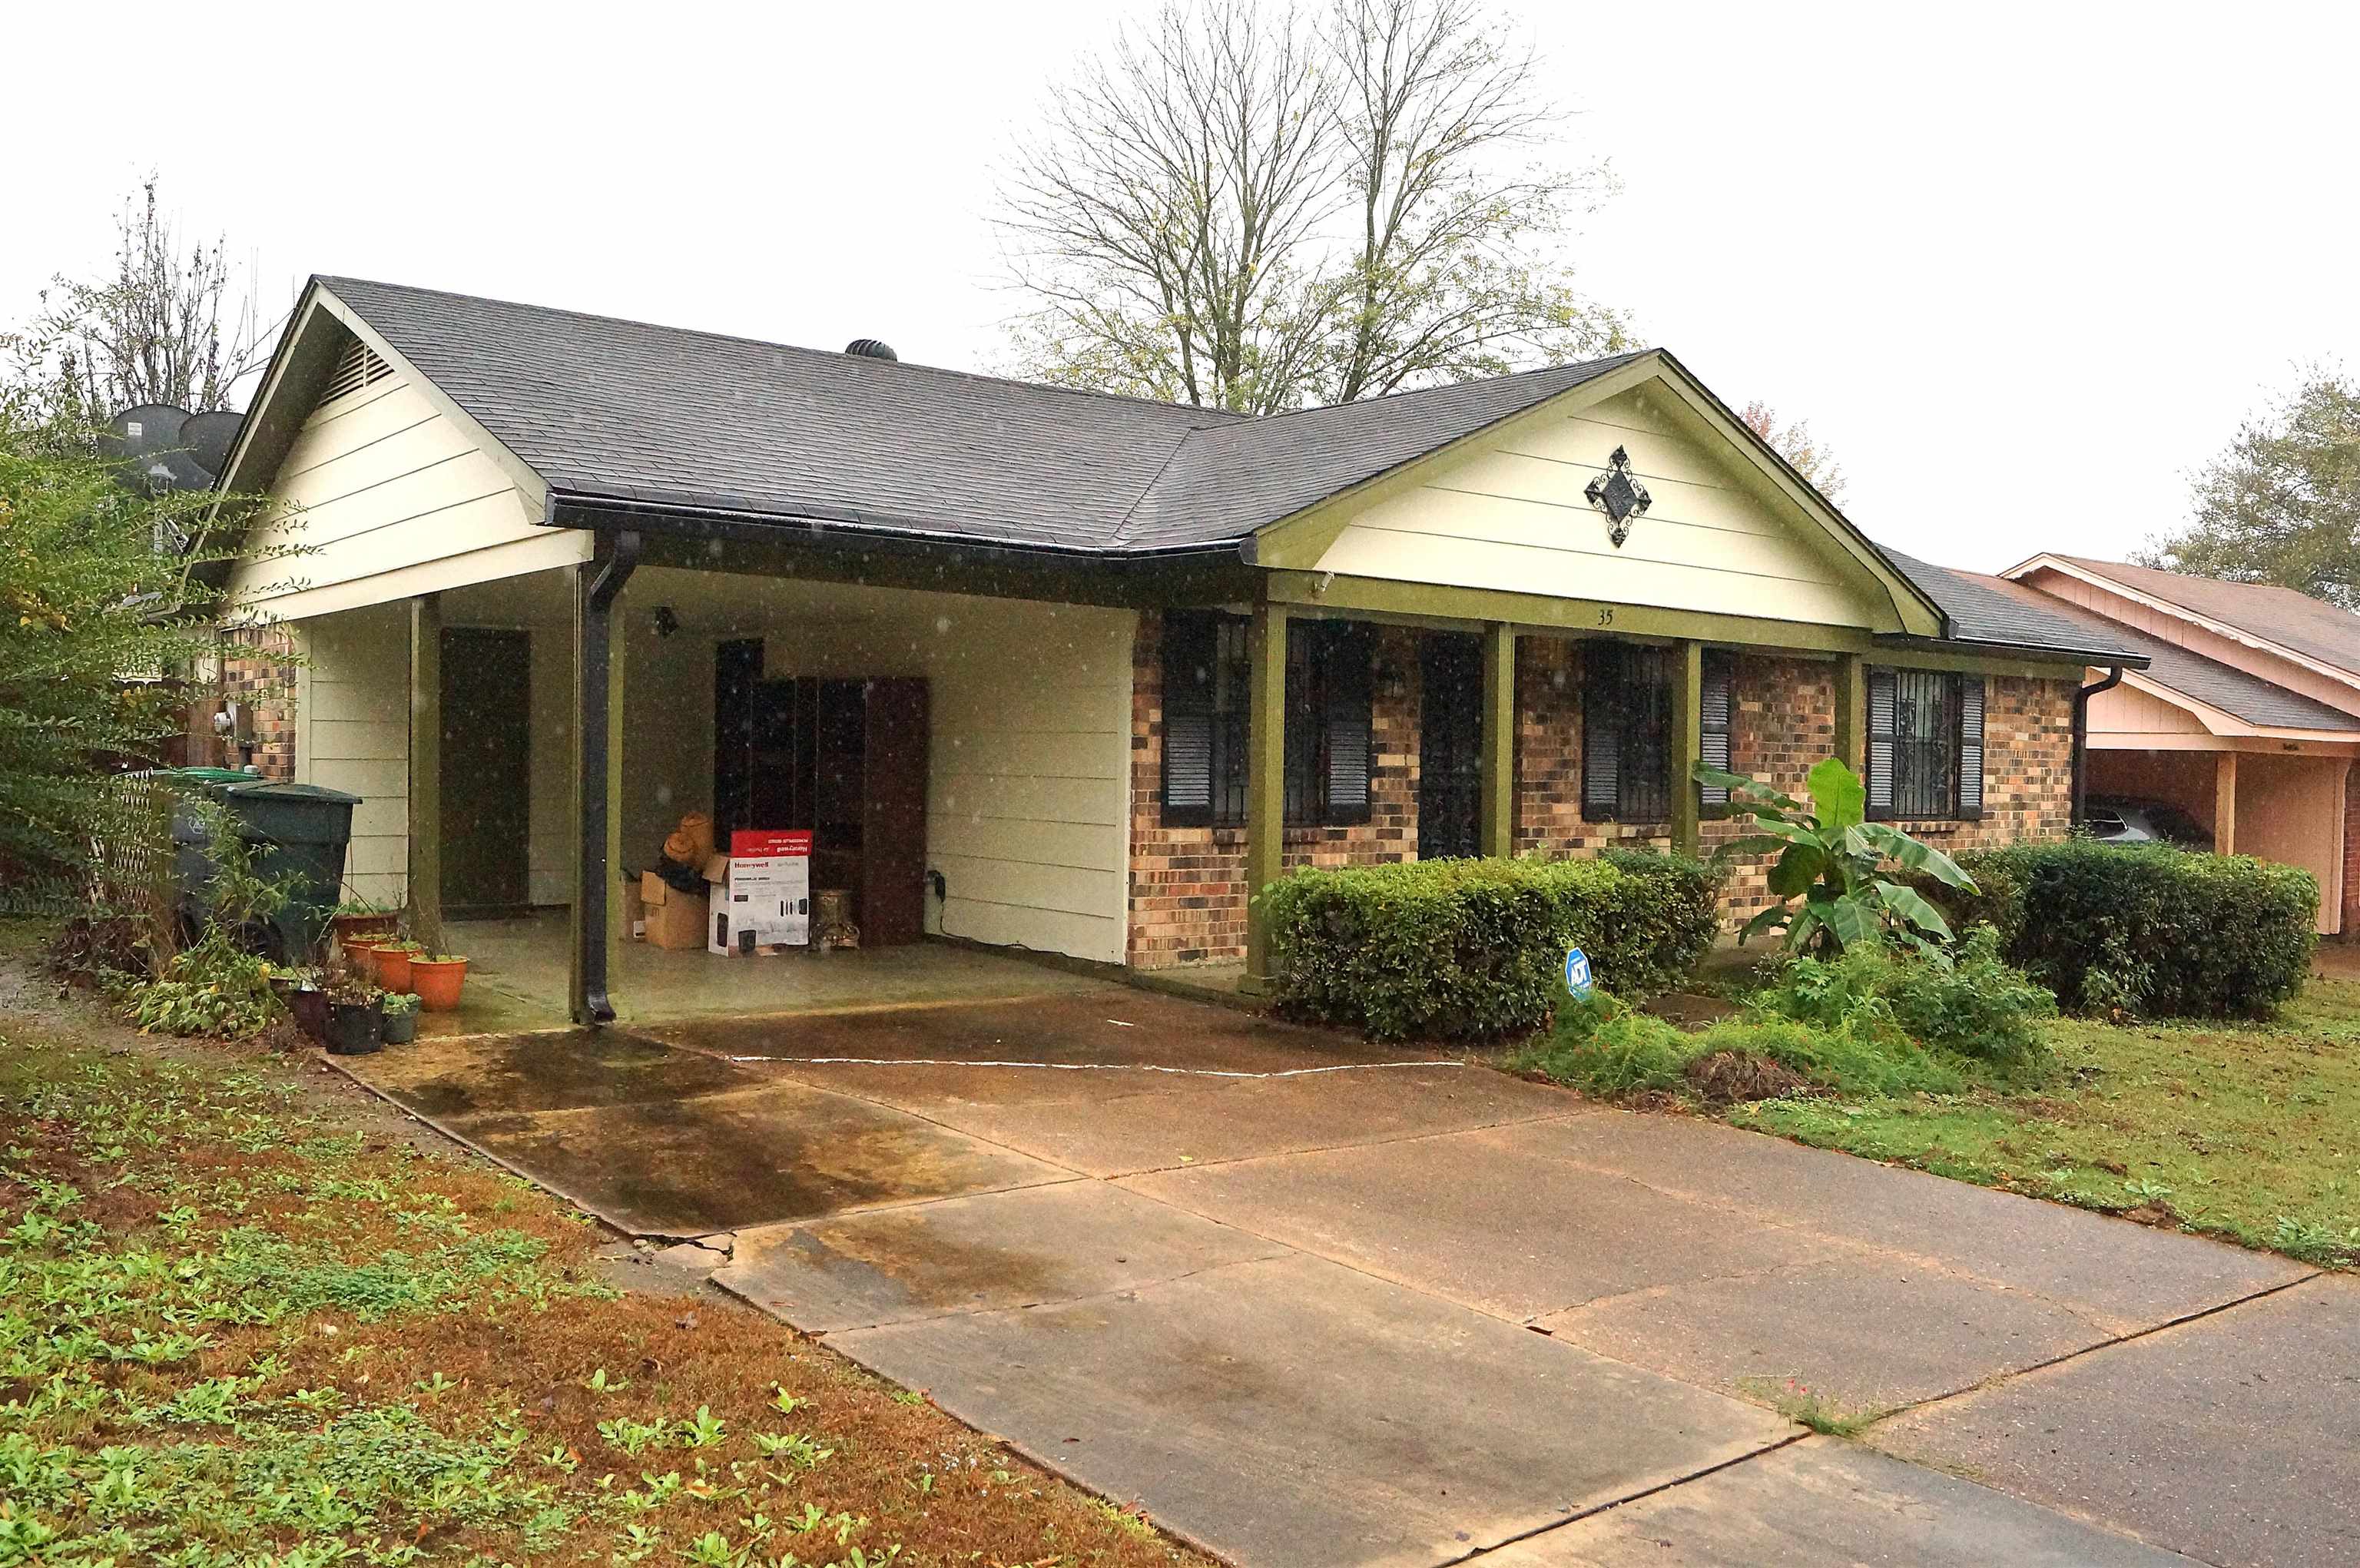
[319,340,394,406]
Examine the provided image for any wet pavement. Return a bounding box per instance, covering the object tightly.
[333,976,2347,1567]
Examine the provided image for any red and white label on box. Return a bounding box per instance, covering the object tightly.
[710,830,813,953]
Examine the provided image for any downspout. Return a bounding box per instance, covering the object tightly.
[2071,666,2126,828]
[576,529,641,1025]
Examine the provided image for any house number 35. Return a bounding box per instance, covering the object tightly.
[1596,607,1615,627]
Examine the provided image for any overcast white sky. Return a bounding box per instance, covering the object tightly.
[8,1,2353,573]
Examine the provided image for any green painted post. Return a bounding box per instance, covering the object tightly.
[1242,602,1289,994]
[1480,622,1516,857]
[1833,652,1868,773]
[407,594,442,954]
[1670,640,1704,857]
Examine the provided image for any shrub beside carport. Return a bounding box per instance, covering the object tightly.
[1941,840,2317,1019]
[1261,850,1721,1041]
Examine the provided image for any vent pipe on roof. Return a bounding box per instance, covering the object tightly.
[844,338,898,361]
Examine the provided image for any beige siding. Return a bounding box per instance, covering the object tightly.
[224,370,588,618]
[293,603,410,907]
[2236,753,2348,934]
[744,592,1134,965]
[2088,682,2211,739]
[1314,386,1882,628]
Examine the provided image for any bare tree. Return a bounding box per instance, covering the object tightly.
[996,0,1628,413]
[1741,399,1848,504]
[19,177,270,423]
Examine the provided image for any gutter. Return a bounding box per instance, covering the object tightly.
[2072,666,2127,827]
[542,490,1245,569]
[1871,632,2153,671]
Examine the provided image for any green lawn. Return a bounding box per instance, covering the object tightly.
[0,1024,1200,1567]
[1725,976,2360,1268]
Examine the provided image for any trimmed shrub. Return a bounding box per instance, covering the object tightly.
[1941,841,2316,1019]
[1262,850,1720,1041]
[1759,927,2056,1070]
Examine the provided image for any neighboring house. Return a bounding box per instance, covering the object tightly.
[1995,555,2360,935]
[210,277,2136,1023]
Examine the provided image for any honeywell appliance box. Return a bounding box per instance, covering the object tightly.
[707,830,812,954]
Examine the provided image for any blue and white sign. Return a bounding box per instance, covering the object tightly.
[1563,946,1593,996]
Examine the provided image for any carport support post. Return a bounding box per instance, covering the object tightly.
[2215,751,2238,856]
[1669,638,1704,857]
[406,593,442,954]
[1479,622,1516,857]
[1241,602,1289,996]
[571,532,639,1025]
[1832,652,1867,774]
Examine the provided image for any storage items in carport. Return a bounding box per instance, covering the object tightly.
[708,830,812,955]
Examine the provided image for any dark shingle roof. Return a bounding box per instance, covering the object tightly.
[1914,562,2360,731]
[2050,555,2360,678]
[319,275,1639,557]
[1880,550,2147,664]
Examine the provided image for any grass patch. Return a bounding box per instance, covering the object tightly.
[1732,979,2360,1267]
[1735,1377,1890,1438]
[0,1027,1205,1565]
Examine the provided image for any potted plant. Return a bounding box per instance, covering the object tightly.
[290,978,330,1042]
[331,894,399,949]
[323,968,384,1056]
[373,940,423,995]
[380,990,421,1045]
[409,952,469,1012]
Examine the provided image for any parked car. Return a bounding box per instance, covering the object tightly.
[2083,795,2212,849]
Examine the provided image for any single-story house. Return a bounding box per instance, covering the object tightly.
[210,276,2142,1023]
[1991,555,2360,934]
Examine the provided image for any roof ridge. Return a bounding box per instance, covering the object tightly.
[1230,348,1656,429]
[1109,425,1206,546]
[313,273,1249,424]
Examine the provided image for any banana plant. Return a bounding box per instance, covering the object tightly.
[1695,756,1977,960]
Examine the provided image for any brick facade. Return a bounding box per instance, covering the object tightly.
[1125,617,2080,968]
[218,627,300,781]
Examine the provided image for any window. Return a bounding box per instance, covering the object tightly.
[1161,612,1372,828]
[1866,667,1984,820]
[1698,651,1736,813]
[1583,641,1672,822]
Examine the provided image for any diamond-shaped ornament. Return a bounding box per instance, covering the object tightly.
[1583,446,1652,547]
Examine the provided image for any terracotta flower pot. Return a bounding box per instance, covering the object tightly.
[374,946,416,995]
[410,956,469,1012]
[333,912,398,946]
[343,940,385,985]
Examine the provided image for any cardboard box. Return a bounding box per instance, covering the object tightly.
[639,870,708,951]
[708,830,813,954]
[620,874,648,941]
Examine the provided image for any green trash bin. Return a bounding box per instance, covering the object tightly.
[161,771,360,963]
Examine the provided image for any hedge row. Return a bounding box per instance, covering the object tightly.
[1941,840,2317,1019]
[1261,849,1721,1041]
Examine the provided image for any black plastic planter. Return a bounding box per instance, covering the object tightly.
[381,1007,418,1046]
[325,1000,383,1056]
[290,987,329,1043]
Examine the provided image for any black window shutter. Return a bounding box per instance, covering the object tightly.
[1582,642,1623,821]
[1699,651,1734,810]
[1865,667,1897,818]
[1322,623,1374,826]
[1956,675,1986,818]
[1161,612,1217,827]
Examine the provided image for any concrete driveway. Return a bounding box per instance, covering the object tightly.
[346,983,2353,1568]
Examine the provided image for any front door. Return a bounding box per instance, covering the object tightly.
[440,627,532,916]
[1418,634,1483,860]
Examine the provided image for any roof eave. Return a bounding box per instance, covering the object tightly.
[1871,631,2151,671]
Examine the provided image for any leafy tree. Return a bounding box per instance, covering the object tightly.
[1740,399,1847,503]
[0,409,274,885]
[2143,366,2360,608]
[996,0,1629,413]
[1700,756,1974,960]
[8,177,270,426]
